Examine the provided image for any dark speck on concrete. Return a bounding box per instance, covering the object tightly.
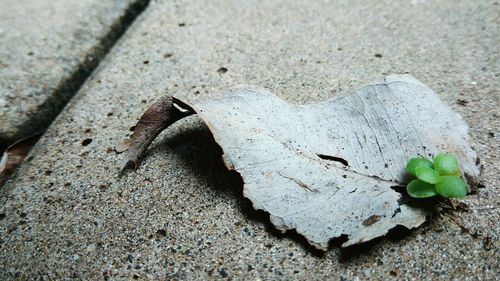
[218,268,228,278]
[156,229,167,237]
[81,138,92,146]
[217,67,228,74]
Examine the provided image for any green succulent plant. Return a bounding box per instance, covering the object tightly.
[405,153,468,199]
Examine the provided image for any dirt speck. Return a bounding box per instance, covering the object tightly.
[156,229,167,237]
[362,215,381,226]
[217,67,228,74]
[81,138,92,146]
[218,268,228,278]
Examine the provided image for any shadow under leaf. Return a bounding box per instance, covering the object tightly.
[147,120,435,259]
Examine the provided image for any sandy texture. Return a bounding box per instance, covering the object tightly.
[0,0,498,279]
[0,0,150,142]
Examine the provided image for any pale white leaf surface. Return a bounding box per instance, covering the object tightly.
[189,74,479,249]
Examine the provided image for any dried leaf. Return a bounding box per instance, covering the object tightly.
[121,96,194,170]
[114,138,132,154]
[0,133,41,187]
[122,74,480,249]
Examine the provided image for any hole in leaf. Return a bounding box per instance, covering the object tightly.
[317,154,349,166]
[391,207,401,218]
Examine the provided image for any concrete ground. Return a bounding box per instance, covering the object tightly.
[0,0,150,143]
[0,0,498,279]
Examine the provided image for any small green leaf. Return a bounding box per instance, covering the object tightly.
[406,157,434,177]
[433,153,459,176]
[406,179,437,198]
[415,166,440,184]
[435,176,468,198]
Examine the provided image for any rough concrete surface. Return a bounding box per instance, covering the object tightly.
[0,0,150,143]
[0,0,498,279]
